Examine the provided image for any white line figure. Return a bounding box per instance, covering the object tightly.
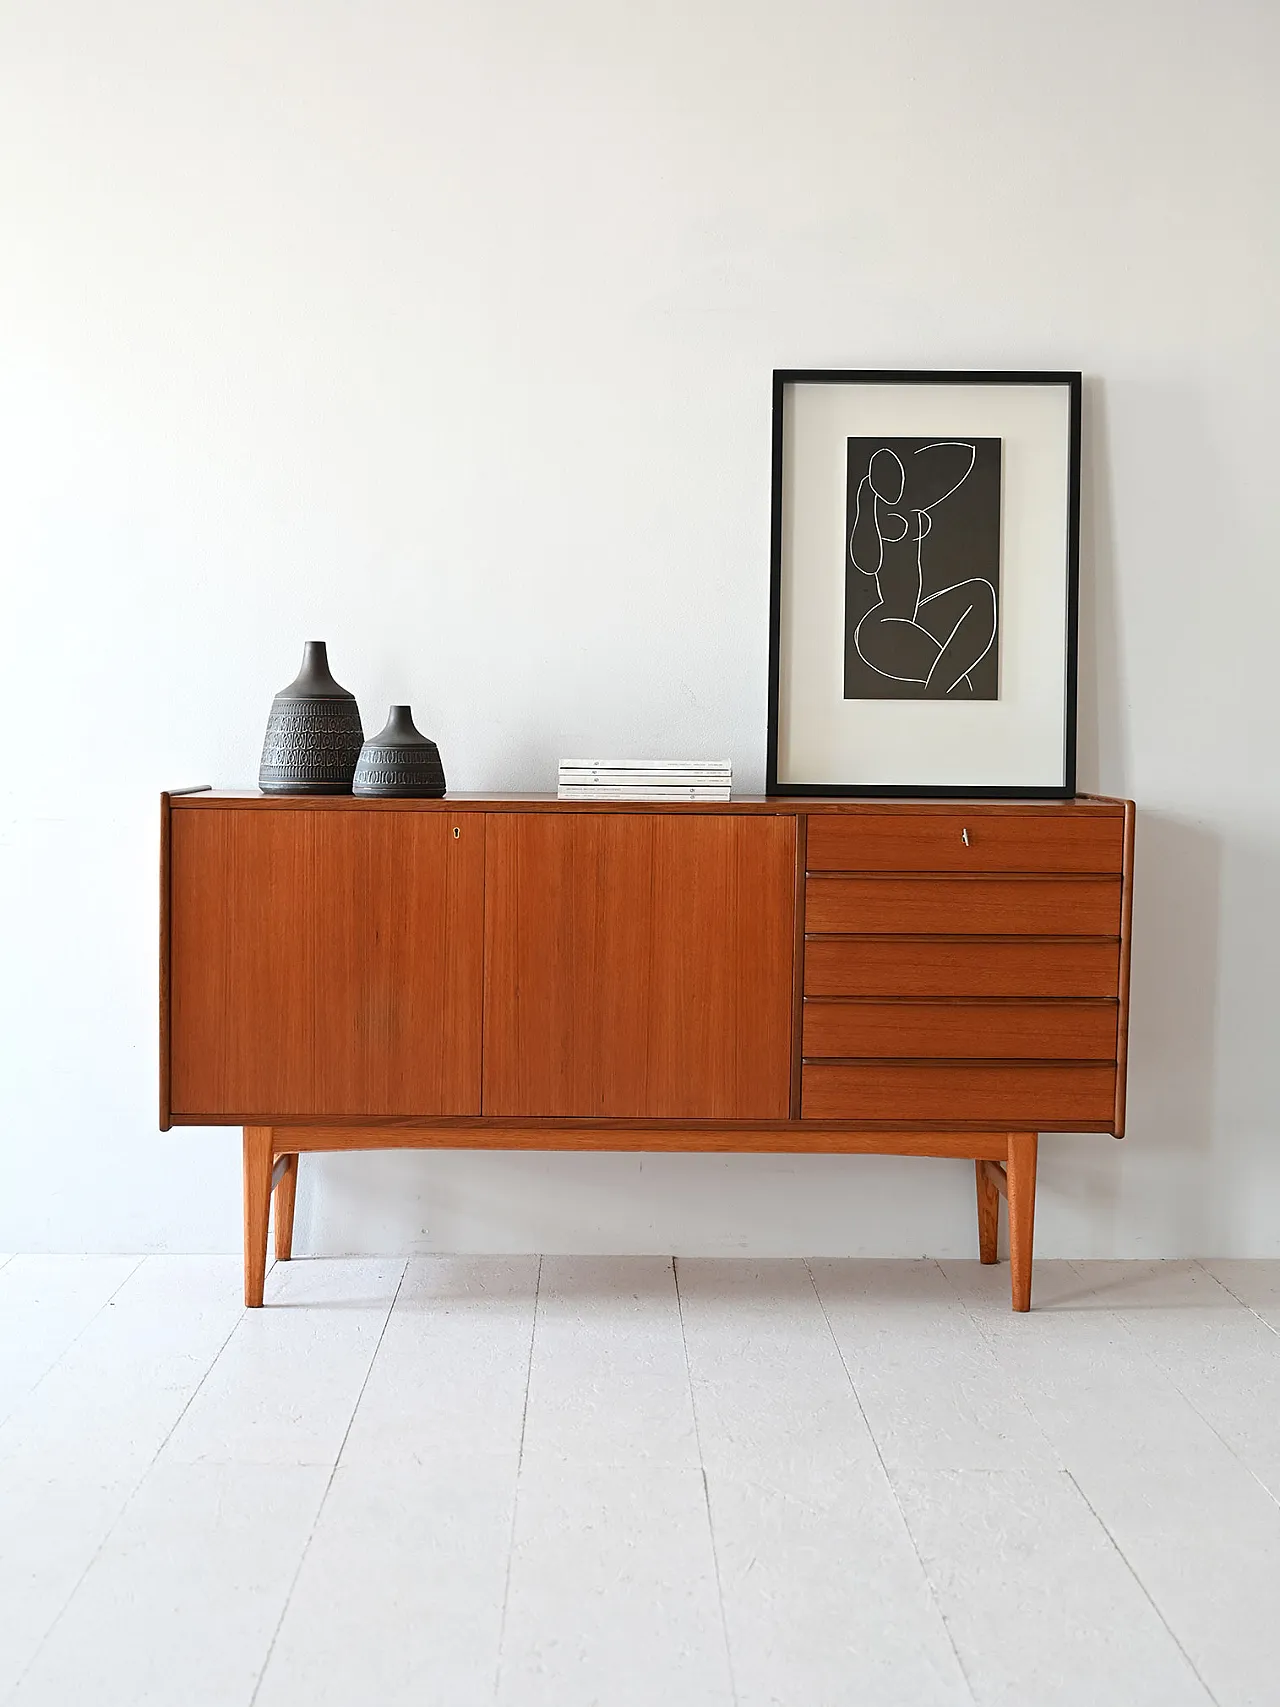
[849,441,997,697]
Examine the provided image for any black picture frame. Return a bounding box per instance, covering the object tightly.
[766,369,1082,799]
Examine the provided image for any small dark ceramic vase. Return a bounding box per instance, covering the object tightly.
[353,705,446,798]
[259,641,365,794]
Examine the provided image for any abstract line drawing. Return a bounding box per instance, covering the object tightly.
[843,436,1002,700]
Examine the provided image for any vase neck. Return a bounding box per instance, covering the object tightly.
[284,640,352,699]
[300,641,333,682]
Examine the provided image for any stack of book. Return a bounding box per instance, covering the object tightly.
[557,759,732,801]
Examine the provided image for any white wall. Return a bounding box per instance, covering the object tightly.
[2,0,1277,1257]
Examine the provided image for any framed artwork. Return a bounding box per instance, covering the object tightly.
[766,370,1082,798]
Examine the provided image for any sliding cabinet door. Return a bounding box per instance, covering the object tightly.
[483,812,796,1119]
[169,808,485,1119]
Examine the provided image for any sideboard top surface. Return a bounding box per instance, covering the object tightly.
[167,790,1128,816]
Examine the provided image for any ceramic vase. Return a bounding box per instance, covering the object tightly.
[258,641,364,794]
[353,705,446,798]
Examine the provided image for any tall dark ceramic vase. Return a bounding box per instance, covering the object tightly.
[259,641,364,794]
[353,705,446,798]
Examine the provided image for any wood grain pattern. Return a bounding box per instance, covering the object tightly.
[266,1123,1016,1158]
[159,792,172,1131]
[165,793,1136,1311]
[171,792,1128,815]
[167,1110,1049,1133]
[1007,1132,1038,1311]
[801,1062,1117,1125]
[789,815,808,1119]
[982,1159,1009,1199]
[482,812,796,1118]
[1114,799,1136,1137]
[805,875,1122,936]
[806,812,1125,874]
[976,1160,1000,1263]
[242,1126,273,1308]
[169,809,486,1117]
[804,936,1122,999]
[272,1152,298,1261]
[803,998,1119,1061]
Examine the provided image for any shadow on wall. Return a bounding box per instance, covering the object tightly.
[1029,812,1221,1259]
[1203,827,1280,1252]
[1047,372,1133,1252]
[282,824,1225,1260]
[1123,812,1222,1251]
[290,1146,990,1259]
[1075,374,1124,793]
[283,375,1225,1261]
[1062,377,1221,1253]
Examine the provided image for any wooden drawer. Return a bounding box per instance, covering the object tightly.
[802,1062,1117,1125]
[804,937,1121,999]
[805,876,1121,936]
[806,813,1124,874]
[803,999,1118,1061]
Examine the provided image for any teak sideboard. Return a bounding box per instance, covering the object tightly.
[160,792,1134,1311]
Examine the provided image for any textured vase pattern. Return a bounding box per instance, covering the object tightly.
[259,641,364,794]
[353,705,446,798]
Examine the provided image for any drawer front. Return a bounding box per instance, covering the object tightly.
[802,1062,1117,1125]
[807,813,1124,874]
[805,876,1121,936]
[805,937,1121,999]
[803,999,1119,1061]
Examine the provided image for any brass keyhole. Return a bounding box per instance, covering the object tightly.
[453,826,461,838]
[961,827,970,846]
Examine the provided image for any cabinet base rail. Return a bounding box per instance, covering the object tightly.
[241,1124,1040,1313]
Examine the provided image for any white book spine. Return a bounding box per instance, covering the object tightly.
[559,770,733,779]
[557,787,733,801]
[560,760,731,773]
[558,775,733,789]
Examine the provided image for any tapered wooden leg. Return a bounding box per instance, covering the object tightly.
[243,1126,273,1308]
[1006,1132,1038,1313]
[975,1159,999,1264]
[273,1153,298,1261]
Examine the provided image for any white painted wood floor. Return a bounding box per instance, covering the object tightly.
[2,1254,1279,1706]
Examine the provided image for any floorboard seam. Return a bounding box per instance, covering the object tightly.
[492,1253,542,1704]
[804,1258,980,1707]
[0,1255,145,1433]
[1088,1258,1280,1518]
[1064,1468,1221,1705]
[247,1257,408,1707]
[932,1257,1065,1462]
[2,1259,245,1705]
[673,1256,740,1707]
[1194,1259,1280,1340]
